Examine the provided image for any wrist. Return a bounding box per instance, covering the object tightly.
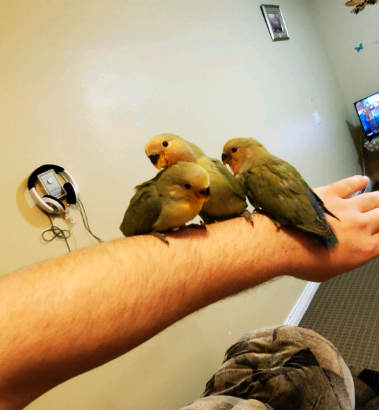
[235,214,330,282]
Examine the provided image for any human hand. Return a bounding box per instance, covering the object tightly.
[291,175,379,282]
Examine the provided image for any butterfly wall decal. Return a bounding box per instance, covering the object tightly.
[355,43,363,52]
[346,0,379,14]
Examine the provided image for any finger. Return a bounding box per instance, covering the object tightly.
[319,175,370,199]
[350,190,379,213]
[372,231,379,243]
[365,207,379,234]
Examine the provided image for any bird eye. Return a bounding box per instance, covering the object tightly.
[232,147,238,153]
[184,184,191,190]
[162,141,169,147]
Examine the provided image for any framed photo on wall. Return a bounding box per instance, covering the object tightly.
[260,5,289,42]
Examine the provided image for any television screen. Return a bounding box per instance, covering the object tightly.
[354,92,379,140]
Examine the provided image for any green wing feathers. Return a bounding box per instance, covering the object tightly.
[120,181,162,237]
[210,158,247,202]
[197,158,247,222]
[241,158,337,247]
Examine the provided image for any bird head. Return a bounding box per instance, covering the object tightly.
[159,162,211,204]
[222,138,265,175]
[145,134,200,170]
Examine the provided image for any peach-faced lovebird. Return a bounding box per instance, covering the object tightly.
[145,133,248,224]
[120,161,210,244]
[222,138,338,248]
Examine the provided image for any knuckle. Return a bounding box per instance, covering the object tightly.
[361,240,377,257]
[350,175,369,189]
[351,214,366,229]
[368,191,379,205]
[348,175,362,188]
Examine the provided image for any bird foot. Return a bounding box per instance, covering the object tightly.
[271,219,282,230]
[185,221,207,230]
[151,231,170,244]
[241,210,254,226]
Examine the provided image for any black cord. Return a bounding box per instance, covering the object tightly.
[42,213,72,252]
[40,199,103,250]
[77,198,104,243]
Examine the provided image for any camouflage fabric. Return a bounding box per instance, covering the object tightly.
[180,326,357,410]
[349,364,379,409]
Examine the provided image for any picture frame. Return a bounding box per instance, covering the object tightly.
[260,4,290,42]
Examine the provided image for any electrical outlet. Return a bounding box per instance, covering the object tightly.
[313,111,321,124]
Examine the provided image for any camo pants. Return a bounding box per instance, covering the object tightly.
[179,326,379,410]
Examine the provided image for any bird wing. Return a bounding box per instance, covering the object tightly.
[197,157,247,222]
[209,158,247,202]
[241,159,333,236]
[119,180,162,237]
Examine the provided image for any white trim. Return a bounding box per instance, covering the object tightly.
[284,282,320,326]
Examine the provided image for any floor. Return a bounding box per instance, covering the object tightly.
[299,257,379,370]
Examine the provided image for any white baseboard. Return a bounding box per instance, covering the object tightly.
[284,282,320,326]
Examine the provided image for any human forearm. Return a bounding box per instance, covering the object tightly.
[0,215,290,409]
[0,214,320,409]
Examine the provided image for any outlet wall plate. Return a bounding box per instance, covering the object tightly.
[313,111,321,124]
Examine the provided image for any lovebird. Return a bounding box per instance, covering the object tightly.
[120,161,210,244]
[222,138,339,248]
[145,133,248,224]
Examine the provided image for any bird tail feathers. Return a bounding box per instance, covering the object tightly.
[313,231,339,249]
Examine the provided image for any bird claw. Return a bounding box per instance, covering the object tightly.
[151,231,170,244]
[186,221,207,230]
[271,219,281,230]
[241,210,254,226]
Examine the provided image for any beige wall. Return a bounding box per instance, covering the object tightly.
[309,0,379,124]
[1,0,358,409]
[308,0,379,176]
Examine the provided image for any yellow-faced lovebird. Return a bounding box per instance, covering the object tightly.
[120,161,210,244]
[145,133,248,224]
[222,138,339,249]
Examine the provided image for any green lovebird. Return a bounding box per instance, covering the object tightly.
[120,161,210,244]
[145,133,248,224]
[222,138,339,249]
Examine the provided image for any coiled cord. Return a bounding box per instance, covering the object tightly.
[42,213,72,252]
[41,198,103,252]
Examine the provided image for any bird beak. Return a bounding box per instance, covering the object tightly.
[196,187,210,202]
[149,154,168,170]
[148,153,160,165]
[222,153,230,165]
